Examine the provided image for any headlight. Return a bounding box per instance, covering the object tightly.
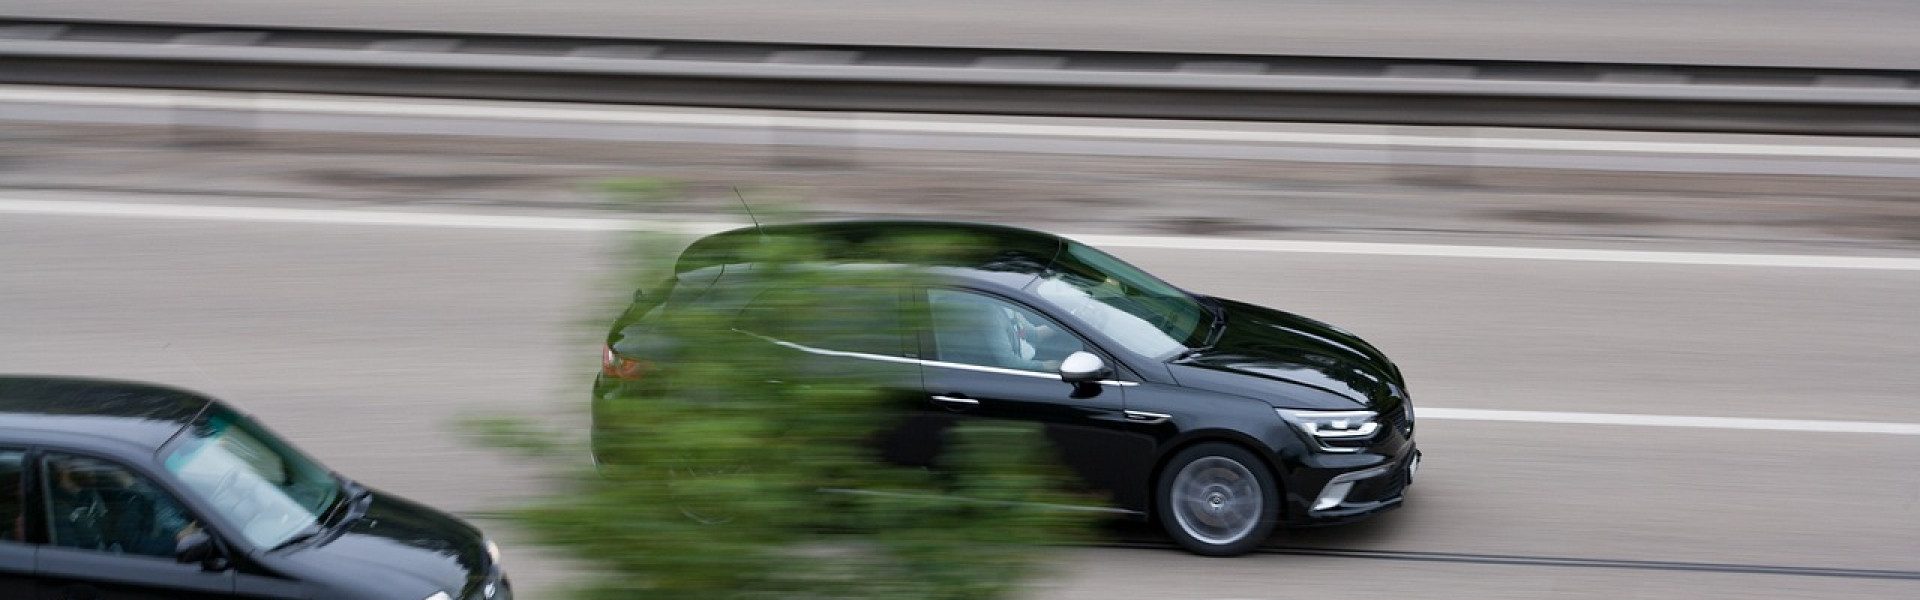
[424,593,453,600]
[1276,408,1380,453]
[485,538,502,566]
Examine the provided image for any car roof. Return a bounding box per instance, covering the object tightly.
[677,220,1066,278]
[0,376,214,451]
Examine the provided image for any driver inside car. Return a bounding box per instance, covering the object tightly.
[45,456,199,557]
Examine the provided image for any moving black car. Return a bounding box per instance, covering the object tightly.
[0,377,510,600]
[593,221,1419,556]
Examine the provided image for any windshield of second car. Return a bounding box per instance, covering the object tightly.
[1029,242,1209,360]
[163,411,341,548]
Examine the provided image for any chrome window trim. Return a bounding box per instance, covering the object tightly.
[739,329,1139,387]
[920,358,1139,387]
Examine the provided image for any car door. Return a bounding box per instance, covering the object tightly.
[733,284,934,466]
[0,447,34,598]
[33,451,235,600]
[917,287,1150,507]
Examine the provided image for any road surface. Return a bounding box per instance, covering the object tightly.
[4,191,1917,598]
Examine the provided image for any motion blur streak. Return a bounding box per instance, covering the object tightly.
[6,198,1920,272]
[11,86,1920,160]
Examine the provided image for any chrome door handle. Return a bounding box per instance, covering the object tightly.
[1123,410,1171,424]
[932,395,979,406]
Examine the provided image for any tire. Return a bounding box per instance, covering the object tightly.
[1155,442,1279,556]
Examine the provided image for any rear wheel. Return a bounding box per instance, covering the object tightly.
[1155,443,1279,556]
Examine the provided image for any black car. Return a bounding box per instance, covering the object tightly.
[594,221,1419,556]
[0,377,510,600]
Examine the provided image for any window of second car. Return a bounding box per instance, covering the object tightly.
[164,411,339,549]
[41,454,200,558]
[928,289,1086,373]
[0,450,22,543]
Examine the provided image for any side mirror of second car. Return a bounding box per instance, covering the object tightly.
[1058,351,1110,383]
[175,531,226,571]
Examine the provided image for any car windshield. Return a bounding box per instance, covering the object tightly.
[163,410,341,548]
[1029,241,1210,360]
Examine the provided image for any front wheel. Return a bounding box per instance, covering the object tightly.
[1155,443,1279,556]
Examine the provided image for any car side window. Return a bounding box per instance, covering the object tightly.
[738,285,907,357]
[928,289,1086,373]
[0,450,22,543]
[42,454,199,559]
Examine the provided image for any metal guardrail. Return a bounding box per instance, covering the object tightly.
[4,17,1920,135]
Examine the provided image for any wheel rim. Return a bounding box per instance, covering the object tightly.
[1169,456,1263,546]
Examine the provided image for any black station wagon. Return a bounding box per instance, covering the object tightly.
[594,221,1420,555]
[0,377,510,600]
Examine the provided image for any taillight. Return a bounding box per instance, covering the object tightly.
[601,344,653,381]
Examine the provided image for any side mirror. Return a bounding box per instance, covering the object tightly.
[1058,351,1110,383]
[175,531,225,571]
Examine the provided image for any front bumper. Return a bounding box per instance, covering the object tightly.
[1285,445,1419,525]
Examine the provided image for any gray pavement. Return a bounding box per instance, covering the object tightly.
[6,116,1920,258]
[6,91,1920,597]
[6,1,1918,69]
[4,201,1918,598]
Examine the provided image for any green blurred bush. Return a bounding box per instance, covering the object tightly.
[509,187,1093,599]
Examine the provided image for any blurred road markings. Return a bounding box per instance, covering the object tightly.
[6,197,1920,271]
[9,85,1920,160]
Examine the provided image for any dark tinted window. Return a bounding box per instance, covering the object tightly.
[739,285,905,357]
[42,454,199,558]
[928,289,1085,373]
[0,450,21,543]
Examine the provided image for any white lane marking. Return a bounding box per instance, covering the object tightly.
[0,197,713,233]
[6,198,1920,271]
[1420,408,1920,436]
[1068,234,1920,271]
[6,86,1920,160]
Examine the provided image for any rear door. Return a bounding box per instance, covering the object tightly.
[733,284,932,464]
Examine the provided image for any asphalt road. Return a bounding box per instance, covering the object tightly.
[3,195,1917,598]
[6,1,1919,69]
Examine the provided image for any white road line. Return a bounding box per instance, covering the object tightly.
[1068,234,1920,271]
[0,198,713,233]
[6,197,1920,271]
[7,85,1920,159]
[1419,408,1920,436]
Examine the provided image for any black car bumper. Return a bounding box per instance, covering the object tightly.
[1283,445,1420,526]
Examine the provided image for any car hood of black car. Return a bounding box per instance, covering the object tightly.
[288,489,487,597]
[1168,297,1404,409]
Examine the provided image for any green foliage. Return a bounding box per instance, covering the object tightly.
[511,202,1093,599]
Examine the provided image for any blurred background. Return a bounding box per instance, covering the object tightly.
[2,2,1918,598]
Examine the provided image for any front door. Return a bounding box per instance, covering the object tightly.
[917,288,1149,509]
[33,452,233,600]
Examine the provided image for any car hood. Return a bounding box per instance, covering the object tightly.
[289,489,487,597]
[1168,297,1403,410]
